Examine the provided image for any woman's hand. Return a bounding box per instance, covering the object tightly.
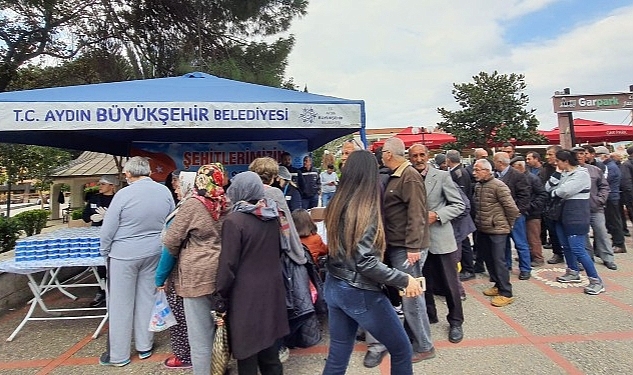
[404,275,423,297]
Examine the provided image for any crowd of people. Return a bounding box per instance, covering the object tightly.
[91,137,629,374]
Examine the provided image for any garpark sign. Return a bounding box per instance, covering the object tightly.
[553,93,633,113]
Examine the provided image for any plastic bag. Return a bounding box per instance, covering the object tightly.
[148,290,177,332]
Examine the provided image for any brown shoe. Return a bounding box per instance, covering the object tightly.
[491,296,515,307]
[482,287,499,296]
[613,246,627,254]
[412,348,436,363]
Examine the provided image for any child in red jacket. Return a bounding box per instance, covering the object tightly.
[292,209,328,264]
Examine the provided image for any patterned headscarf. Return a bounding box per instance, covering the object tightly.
[194,163,228,221]
[179,172,197,201]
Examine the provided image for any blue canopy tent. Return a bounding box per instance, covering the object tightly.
[0,72,366,155]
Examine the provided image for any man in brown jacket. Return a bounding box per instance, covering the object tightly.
[473,159,520,307]
[378,137,434,362]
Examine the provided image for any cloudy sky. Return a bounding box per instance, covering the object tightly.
[284,0,633,130]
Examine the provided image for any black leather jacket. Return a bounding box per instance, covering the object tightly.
[326,223,409,292]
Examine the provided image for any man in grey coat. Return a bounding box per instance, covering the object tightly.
[409,144,466,344]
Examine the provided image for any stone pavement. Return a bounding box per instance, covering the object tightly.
[1,224,633,374]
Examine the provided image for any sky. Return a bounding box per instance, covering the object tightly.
[284,0,633,130]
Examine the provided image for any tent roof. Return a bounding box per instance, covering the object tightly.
[0,72,365,155]
[51,151,122,178]
[369,126,456,151]
[539,118,633,144]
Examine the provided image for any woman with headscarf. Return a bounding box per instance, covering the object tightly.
[215,171,289,375]
[155,171,196,369]
[163,164,229,375]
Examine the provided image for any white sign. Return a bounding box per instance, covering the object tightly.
[0,102,362,130]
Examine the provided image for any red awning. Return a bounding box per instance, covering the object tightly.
[539,118,633,144]
[370,127,456,151]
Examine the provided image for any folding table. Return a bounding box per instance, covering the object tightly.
[0,257,108,341]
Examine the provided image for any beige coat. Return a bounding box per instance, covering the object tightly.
[474,177,520,234]
[163,198,224,298]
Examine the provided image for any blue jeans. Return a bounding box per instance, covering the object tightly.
[555,222,600,280]
[505,214,531,272]
[302,195,319,209]
[321,192,334,207]
[322,275,413,375]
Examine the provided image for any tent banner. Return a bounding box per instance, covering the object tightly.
[131,140,308,181]
[1,102,361,130]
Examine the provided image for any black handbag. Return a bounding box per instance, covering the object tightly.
[545,196,564,221]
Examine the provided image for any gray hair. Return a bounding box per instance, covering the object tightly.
[475,159,492,171]
[513,160,526,168]
[446,149,461,163]
[384,137,406,157]
[494,152,511,166]
[344,138,363,151]
[123,156,151,177]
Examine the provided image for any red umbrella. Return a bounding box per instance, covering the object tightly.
[370,127,456,151]
[539,118,633,144]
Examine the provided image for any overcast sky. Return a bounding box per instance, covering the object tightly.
[285,0,633,130]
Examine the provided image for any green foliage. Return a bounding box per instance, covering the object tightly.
[14,210,50,237]
[437,71,547,150]
[84,186,99,194]
[0,216,21,254]
[0,144,32,184]
[1,0,308,93]
[71,207,84,220]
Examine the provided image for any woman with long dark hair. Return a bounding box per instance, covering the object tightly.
[546,149,605,294]
[322,150,423,375]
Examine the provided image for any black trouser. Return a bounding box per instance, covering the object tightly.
[605,199,626,248]
[540,214,549,245]
[96,265,107,291]
[620,201,633,232]
[460,238,474,274]
[423,252,464,327]
[478,233,512,298]
[237,344,283,375]
[545,218,564,256]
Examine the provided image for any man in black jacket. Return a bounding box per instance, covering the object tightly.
[82,175,118,307]
[446,149,476,281]
[619,147,633,238]
[511,157,547,266]
[493,152,532,280]
[299,156,320,209]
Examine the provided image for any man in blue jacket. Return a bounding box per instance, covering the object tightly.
[595,146,627,254]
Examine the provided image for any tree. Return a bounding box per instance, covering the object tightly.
[25,146,72,208]
[0,144,71,214]
[1,0,308,92]
[0,0,105,92]
[0,143,33,216]
[437,71,546,150]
